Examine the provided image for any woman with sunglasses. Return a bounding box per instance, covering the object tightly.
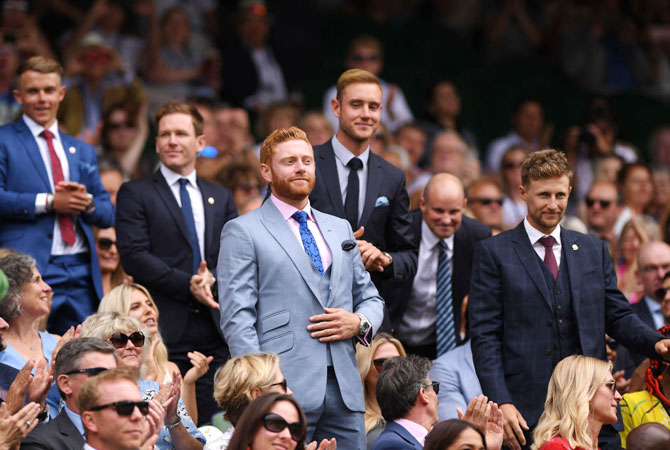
[227,392,307,450]
[94,227,130,296]
[99,283,211,424]
[531,355,621,450]
[619,323,670,448]
[81,311,206,450]
[355,333,406,449]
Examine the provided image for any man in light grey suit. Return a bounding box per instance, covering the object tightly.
[218,126,384,449]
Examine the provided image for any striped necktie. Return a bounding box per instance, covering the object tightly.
[436,240,456,356]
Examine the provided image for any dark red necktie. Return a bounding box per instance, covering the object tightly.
[539,235,558,280]
[40,130,76,246]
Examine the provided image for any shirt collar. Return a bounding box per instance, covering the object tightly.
[270,194,315,222]
[394,418,429,445]
[523,216,562,248]
[22,115,60,141]
[160,164,198,188]
[64,404,85,437]
[421,220,454,253]
[331,135,370,167]
[645,295,662,314]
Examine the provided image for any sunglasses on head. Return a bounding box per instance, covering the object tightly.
[267,379,288,393]
[373,358,389,372]
[65,367,108,377]
[472,197,503,206]
[262,413,304,441]
[97,237,116,251]
[585,198,612,208]
[656,287,670,301]
[89,400,150,416]
[108,331,145,349]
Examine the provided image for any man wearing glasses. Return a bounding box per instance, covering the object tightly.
[584,181,620,244]
[21,338,118,450]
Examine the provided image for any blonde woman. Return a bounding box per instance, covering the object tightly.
[98,283,212,424]
[532,355,622,450]
[355,333,407,449]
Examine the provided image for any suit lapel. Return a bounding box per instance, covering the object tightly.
[56,411,85,449]
[316,142,345,216]
[60,133,81,183]
[13,121,51,191]
[259,200,324,305]
[312,209,340,306]
[511,223,553,310]
[152,171,192,246]
[359,152,382,228]
[196,178,215,255]
[561,228,582,317]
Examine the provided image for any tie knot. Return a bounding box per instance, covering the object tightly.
[291,211,308,225]
[347,157,363,171]
[179,178,189,187]
[40,129,54,140]
[539,236,555,249]
[437,240,447,252]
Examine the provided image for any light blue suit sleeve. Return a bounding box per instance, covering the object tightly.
[348,226,385,335]
[217,219,261,355]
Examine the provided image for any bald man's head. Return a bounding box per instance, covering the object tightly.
[627,423,670,450]
[420,173,466,239]
[637,241,670,299]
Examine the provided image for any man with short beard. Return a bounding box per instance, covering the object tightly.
[218,126,384,449]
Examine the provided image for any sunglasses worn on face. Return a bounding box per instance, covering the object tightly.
[656,287,670,301]
[267,379,288,393]
[108,331,145,349]
[604,380,617,394]
[65,367,108,377]
[424,381,440,395]
[97,237,116,251]
[89,400,150,416]
[262,413,303,441]
[107,121,135,131]
[373,358,388,372]
[585,198,612,208]
[472,197,503,206]
[504,162,523,170]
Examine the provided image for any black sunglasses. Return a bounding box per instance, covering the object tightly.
[656,287,670,301]
[65,367,108,377]
[97,237,117,251]
[89,400,149,416]
[424,381,440,395]
[267,379,288,393]
[262,413,304,441]
[373,358,389,371]
[108,331,145,349]
[604,380,617,395]
[585,198,612,208]
[606,337,619,351]
[472,197,503,206]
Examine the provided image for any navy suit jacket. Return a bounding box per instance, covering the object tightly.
[469,223,662,427]
[370,421,423,450]
[116,170,237,344]
[20,410,84,450]
[384,209,490,335]
[0,119,113,298]
[309,140,418,314]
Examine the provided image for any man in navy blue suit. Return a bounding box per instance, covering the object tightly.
[309,69,417,331]
[0,57,113,334]
[469,149,670,450]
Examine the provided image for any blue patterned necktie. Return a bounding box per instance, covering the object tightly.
[179,178,202,274]
[435,240,456,356]
[292,211,324,275]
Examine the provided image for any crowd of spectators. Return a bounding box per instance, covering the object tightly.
[3,1,670,450]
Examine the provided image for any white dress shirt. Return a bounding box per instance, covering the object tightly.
[523,216,562,269]
[25,115,87,255]
[160,165,205,260]
[331,136,369,224]
[398,220,454,346]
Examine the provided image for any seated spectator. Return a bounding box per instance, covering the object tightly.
[20,337,118,450]
[649,127,670,168]
[97,158,124,207]
[626,423,670,450]
[256,102,299,142]
[227,393,307,450]
[467,177,504,235]
[394,123,428,187]
[0,35,20,125]
[322,35,413,133]
[217,162,263,213]
[499,145,528,229]
[80,312,205,450]
[298,111,333,147]
[531,355,621,450]
[485,98,545,174]
[78,368,164,450]
[238,195,263,215]
[207,352,291,450]
[650,168,670,223]
[214,106,254,160]
[99,103,149,179]
[594,155,624,184]
[355,333,406,449]
[371,355,439,450]
[613,164,655,239]
[617,219,650,302]
[94,227,128,295]
[0,254,68,420]
[98,284,211,424]
[424,419,487,450]
[584,181,621,246]
[380,145,412,178]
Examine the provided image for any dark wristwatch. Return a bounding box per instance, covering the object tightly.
[37,404,49,421]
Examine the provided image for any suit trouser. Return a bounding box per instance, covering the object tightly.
[44,253,98,335]
[305,366,366,450]
[167,308,230,426]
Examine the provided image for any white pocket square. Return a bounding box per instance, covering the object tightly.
[375,196,389,207]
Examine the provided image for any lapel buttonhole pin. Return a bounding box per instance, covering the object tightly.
[68,147,76,154]
[208,197,215,204]
[572,244,578,251]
